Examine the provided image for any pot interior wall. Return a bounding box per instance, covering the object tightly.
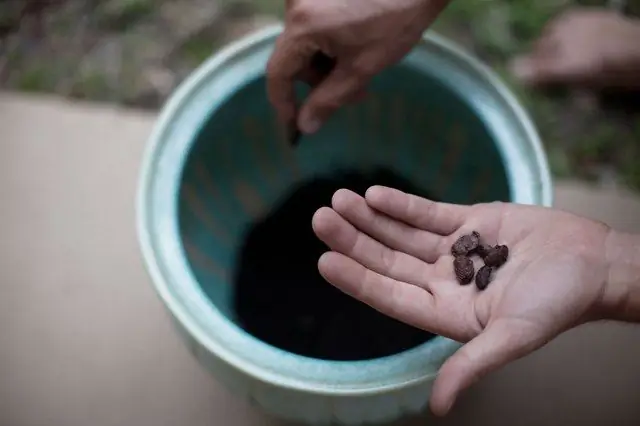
[177,63,509,360]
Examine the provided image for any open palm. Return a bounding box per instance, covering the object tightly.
[312,186,611,415]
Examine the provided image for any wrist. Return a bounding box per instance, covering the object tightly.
[600,230,640,322]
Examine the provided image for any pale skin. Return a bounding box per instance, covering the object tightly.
[267,0,449,134]
[268,3,640,132]
[266,0,640,417]
[510,9,640,88]
[312,187,640,416]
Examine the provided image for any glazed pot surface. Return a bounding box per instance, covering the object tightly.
[137,25,551,424]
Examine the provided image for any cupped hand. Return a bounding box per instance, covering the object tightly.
[312,186,612,415]
[266,0,449,134]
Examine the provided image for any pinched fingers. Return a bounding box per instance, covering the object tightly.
[298,64,371,134]
[266,33,315,123]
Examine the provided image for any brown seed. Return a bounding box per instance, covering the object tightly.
[453,256,474,285]
[451,231,480,257]
[484,245,509,268]
[475,243,493,259]
[288,122,302,146]
[475,265,494,290]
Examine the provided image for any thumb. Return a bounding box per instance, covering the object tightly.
[430,320,545,416]
[297,64,369,134]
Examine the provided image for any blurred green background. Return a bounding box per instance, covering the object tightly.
[2,0,639,190]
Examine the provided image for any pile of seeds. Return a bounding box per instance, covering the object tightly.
[451,231,509,290]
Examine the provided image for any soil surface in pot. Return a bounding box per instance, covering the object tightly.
[233,168,438,361]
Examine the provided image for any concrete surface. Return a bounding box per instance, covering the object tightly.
[1,92,640,426]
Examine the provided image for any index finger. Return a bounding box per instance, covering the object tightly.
[266,33,313,122]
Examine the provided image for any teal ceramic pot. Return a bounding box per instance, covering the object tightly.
[137,25,552,425]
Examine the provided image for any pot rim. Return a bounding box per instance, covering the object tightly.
[137,24,552,396]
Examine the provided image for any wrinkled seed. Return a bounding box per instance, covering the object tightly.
[451,231,480,257]
[453,256,475,285]
[450,231,510,290]
[475,243,492,259]
[475,265,494,290]
[484,245,509,268]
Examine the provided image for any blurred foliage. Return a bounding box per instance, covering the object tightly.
[16,67,55,92]
[251,0,285,16]
[2,0,639,190]
[182,37,215,64]
[96,0,156,31]
[435,0,640,190]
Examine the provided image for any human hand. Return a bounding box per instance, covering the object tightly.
[510,8,640,88]
[266,0,449,135]
[312,186,612,415]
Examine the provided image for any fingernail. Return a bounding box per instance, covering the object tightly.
[364,186,383,202]
[299,111,322,134]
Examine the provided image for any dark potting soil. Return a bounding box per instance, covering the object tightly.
[232,168,437,361]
